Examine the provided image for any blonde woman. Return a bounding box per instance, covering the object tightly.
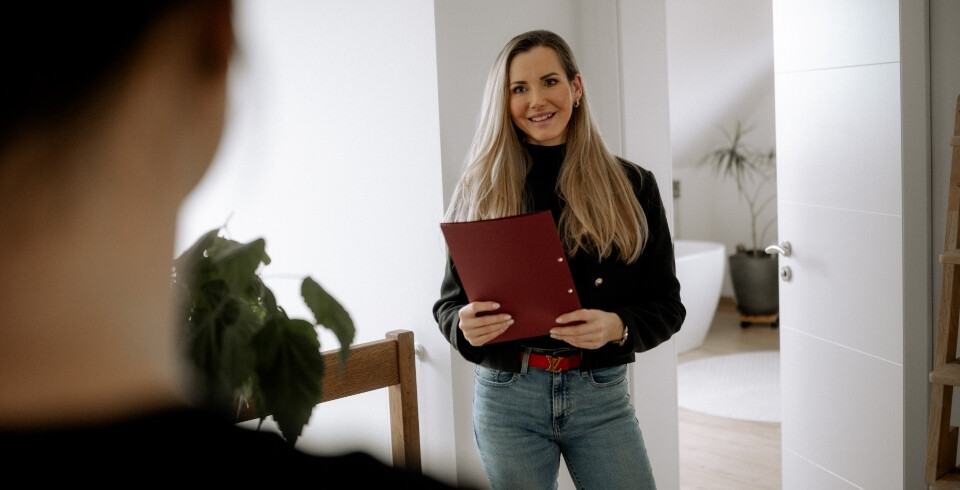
[434,30,685,489]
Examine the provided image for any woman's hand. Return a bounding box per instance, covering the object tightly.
[549,309,625,350]
[458,301,513,346]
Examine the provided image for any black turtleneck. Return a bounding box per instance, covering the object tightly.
[523,142,565,223]
[522,142,577,350]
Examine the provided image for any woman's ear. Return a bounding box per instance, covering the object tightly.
[571,74,583,102]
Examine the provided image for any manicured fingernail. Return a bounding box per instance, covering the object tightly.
[555,317,563,323]
[492,303,500,309]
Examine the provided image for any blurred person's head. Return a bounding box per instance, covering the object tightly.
[0,0,235,426]
[0,0,235,205]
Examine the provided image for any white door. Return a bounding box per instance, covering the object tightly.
[772,1,906,488]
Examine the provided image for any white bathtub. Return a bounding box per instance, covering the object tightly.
[673,240,726,354]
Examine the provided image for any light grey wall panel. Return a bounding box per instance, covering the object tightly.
[772,0,899,73]
[774,64,902,216]
[780,329,903,489]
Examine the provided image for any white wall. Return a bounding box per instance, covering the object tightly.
[617,2,681,489]
[177,0,458,485]
[666,0,776,298]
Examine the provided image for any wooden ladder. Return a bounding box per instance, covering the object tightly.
[926,94,960,488]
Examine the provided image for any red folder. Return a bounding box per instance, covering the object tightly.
[440,210,582,344]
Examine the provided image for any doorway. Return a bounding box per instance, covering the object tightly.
[664,1,780,487]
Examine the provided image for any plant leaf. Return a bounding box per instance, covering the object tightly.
[252,316,325,445]
[302,276,355,361]
[699,120,778,253]
[182,278,260,409]
[207,237,269,297]
[173,230,351,444]
[173,228,219,273]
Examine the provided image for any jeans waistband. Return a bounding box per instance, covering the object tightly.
[523,346,581,357]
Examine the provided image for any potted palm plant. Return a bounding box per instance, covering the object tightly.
[700,121,778,326]
[171,228,356,444]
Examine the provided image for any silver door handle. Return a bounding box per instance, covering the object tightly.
[765,241,792,257]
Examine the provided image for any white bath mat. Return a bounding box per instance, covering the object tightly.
[677,350,780,423]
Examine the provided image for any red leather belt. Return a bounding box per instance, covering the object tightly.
[526,352,581,373]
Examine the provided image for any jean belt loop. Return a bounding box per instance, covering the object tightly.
[520,347,533,375]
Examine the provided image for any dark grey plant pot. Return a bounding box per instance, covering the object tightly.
[728,251,779,317]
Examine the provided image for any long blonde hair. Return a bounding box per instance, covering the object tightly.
[445,30,648,263]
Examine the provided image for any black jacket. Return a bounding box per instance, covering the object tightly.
[433,154,685,372]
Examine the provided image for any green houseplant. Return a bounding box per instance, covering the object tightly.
[171,228,355,444]
[700,121,778,325]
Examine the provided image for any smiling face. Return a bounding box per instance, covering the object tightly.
[508,45,582,146]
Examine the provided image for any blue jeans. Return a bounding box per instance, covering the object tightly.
[473,356,656,490]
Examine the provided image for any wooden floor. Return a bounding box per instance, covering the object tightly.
[678,299,782,490]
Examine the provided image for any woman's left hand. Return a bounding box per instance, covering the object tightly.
[549,309,625,350]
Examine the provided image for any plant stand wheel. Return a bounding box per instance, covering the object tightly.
[739,313,779,329]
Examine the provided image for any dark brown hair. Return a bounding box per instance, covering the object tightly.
[0,2,189,149]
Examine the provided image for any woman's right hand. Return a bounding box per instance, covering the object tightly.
[458,301,513,346]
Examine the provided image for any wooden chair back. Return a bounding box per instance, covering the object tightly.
[238,329,421,473]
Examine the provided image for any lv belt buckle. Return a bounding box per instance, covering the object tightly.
[545,355,564,373]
